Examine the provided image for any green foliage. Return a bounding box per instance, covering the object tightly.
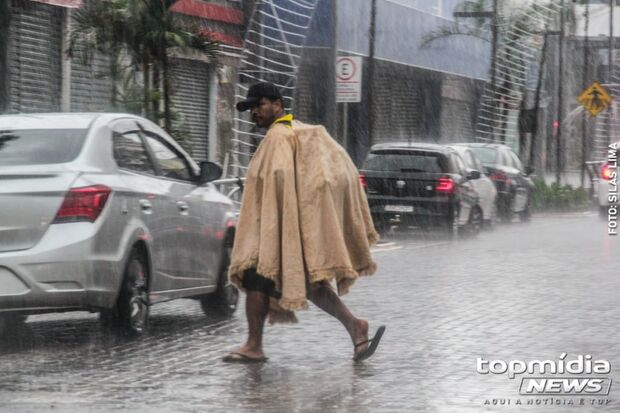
[67,0,219,139]
[532,179,590,212]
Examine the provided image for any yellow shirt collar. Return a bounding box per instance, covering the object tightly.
[270,114,294,128]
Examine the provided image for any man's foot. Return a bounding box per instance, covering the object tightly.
[223,352,268,363]
[353,325,386,362]
[350,319,369,359]
[223,346,266,363]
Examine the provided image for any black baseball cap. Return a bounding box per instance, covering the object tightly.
[236,82,283,112]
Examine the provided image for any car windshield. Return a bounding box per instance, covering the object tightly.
[469,147,498,166]
[363,151,446,173]
[0,129,87,166]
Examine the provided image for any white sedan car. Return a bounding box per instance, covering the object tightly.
[0,113,238,335]
[448,145,498,227]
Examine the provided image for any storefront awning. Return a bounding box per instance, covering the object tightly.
[170,0,243,25]
[29,0,82,7]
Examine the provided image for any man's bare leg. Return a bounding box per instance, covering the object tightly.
[230,290,270,359]
[306,282,369,356]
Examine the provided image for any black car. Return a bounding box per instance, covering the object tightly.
[360,142,483,235]
[457,143,534,222]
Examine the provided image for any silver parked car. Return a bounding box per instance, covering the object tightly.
[0,113,238,334]
[447,145,497,227]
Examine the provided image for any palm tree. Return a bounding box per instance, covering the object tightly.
[68,0,219,133]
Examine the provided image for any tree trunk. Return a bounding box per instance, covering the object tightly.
[162,52,172,133]
[530,31,548,168]
[152,64,160,119]
[143,54,151,120]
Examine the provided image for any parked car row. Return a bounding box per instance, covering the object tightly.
[0,113,239,336]
[360,141,535,236]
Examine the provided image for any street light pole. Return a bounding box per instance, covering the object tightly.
[327,0,338,138]
[0,0,10,113]
[581,0,590,188]
[556,0,565,185]
[367,0,377,148]
[491,0,499,141]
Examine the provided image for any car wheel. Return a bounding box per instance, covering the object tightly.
[0,314,27,336]
[102,250,149,335]
[446,207,459,238]
[499,198,514,223]
[200,247,239,317]
[466,206,483,237]
[519,202,531,222]
[373,215,391,236]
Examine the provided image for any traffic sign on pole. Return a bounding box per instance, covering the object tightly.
[336,56,362,103]
[578,82,612,116]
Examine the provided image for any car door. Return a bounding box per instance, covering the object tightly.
[506,149,529,212]
[140,126,215,292]
[452,153,476,226]
[463,149,495,221]
[111,120,173,286]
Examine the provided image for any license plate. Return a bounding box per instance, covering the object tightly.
[385,205,414,213]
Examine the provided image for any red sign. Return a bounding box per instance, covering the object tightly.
[30,0,83,7]
[170,0,243,25]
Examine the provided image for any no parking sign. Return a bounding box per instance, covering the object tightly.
[336,56,362,103]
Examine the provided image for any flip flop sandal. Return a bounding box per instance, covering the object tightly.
[222,352,268,364]
[353,325,386,362]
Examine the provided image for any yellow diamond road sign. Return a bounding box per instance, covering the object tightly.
[578,82,612,116]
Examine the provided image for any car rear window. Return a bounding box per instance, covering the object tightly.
[469,147,498,166]
[0,129,87,166]
[363,151,447,173]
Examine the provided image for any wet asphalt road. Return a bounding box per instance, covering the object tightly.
[0,213,619,412]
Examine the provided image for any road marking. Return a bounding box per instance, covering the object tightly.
[371,246,403,253]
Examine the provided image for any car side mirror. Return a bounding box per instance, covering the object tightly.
[524,165,534,176]
[467,169,481,180]
[198,161,223,184]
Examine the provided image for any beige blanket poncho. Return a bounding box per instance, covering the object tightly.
[229,120,379,323]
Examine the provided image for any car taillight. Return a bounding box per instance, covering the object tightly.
[359,174,367,189]
[490,172,511,186]
[435,177,455,193]
[601,163,612,181]
[53,185,112,223]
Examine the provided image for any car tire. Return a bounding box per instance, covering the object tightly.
[499,197,514,223]
[200,247,238,317]
[519,201,531,223]
[373,215,390,236]
[446,207,459,238]
[101,250,150,335]
[465,206,483,237]
[0,314,27,337]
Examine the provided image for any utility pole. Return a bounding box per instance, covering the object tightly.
[367,0,377,148]
[531,29,549,171]
[326,0,338,137]
[581,0,590,188]
[0,0,10,113]
[556,0,565,185]
[491,0,499,142]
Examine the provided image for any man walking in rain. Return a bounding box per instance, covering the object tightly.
[223,82,385,363]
